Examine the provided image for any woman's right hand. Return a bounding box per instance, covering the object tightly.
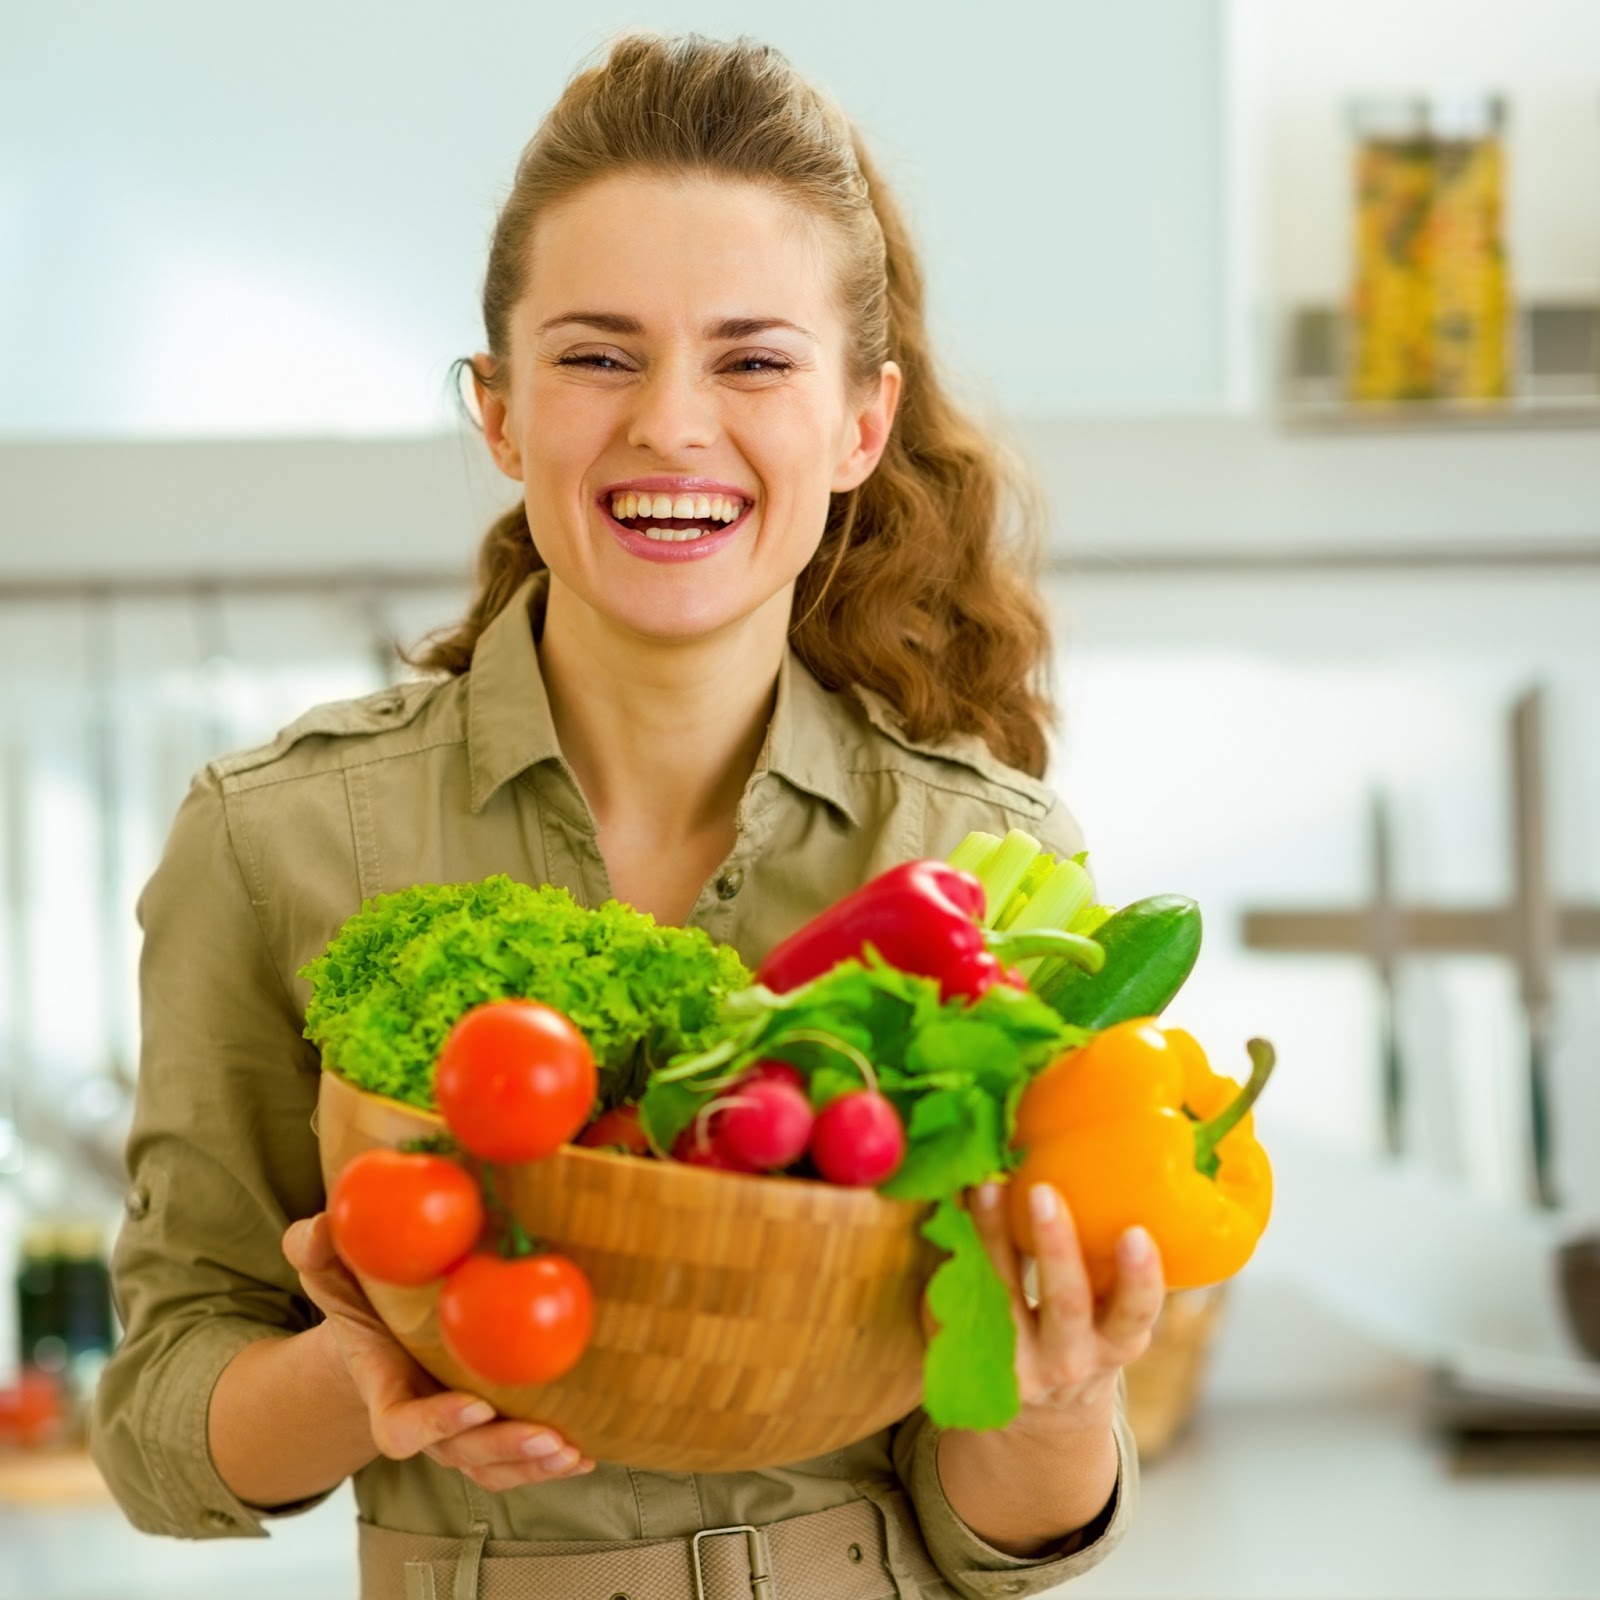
[282,1212,596,1490]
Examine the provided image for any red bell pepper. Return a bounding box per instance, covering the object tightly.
[756,860,1104,1004]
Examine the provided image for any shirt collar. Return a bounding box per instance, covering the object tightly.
[466,570,563,813]
[762,645,863,827]
[466,567,862,827]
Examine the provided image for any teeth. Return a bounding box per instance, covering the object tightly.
[609,491,746,522]
[642,525,711,542]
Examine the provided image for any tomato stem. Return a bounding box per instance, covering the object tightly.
[399,1133,458,1156]
[479,1163,543,1259]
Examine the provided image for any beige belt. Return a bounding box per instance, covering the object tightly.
[358,1487,950,1600]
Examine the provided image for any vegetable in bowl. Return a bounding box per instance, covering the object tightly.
[299,874,751,1111]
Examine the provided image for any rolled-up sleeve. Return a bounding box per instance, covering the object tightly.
[891,1378,1139,1599]
[90,764,332,1537]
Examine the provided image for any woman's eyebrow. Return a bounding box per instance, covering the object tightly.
[537,311,818,344]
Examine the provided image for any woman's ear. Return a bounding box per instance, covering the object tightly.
[831,360,903,494]
[472,355,523,481]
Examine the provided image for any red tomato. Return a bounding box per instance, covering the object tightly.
[576,1103,652,1156]
[436,1000,598,1162]
[438,1252,595,1386]
[328,1149,484,1286]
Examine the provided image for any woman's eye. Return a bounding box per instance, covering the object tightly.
[556,354,792,374]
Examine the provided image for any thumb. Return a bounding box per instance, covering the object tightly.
[284,1212,336,1272]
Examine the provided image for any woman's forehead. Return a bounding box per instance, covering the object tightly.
[521,173,834,337]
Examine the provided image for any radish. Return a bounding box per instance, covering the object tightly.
[809,1090,906,1186]
[713,1075,814,1171]
[671,1124,753,1171]
[740,1059,805,1094]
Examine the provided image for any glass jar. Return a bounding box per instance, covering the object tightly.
[1347,94,1511,403]
[14,1217,116,1444]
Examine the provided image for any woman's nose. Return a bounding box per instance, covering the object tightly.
[625,361,718,457]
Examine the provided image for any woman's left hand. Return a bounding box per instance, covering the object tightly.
[924,1180,1166,1436]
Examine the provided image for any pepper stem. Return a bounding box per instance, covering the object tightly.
[1193,1038,1276,1179]
[984,927,1106,975]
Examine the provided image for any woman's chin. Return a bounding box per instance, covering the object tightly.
[595,561,802,645]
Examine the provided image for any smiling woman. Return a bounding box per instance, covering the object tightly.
[413,33,1057,782]
[90,28,1144,1600]
[468,169,893,655]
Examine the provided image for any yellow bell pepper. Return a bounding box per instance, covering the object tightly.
[1005,1018,1275,1295]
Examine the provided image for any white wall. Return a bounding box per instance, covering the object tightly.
[1,0,1226,437]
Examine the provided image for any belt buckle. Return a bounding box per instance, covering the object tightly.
[691,1523,775,1600]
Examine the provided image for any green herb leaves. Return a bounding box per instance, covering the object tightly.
[920,1198,1021,1428]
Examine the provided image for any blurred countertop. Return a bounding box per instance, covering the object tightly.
[1,1390,1596,1600]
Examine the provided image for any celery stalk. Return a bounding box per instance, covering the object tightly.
[1006,859,1095,977]
[1026,955,1065,994]
[947,830,1002,880]
[974,829,1041,928]
[995,854,1054,930]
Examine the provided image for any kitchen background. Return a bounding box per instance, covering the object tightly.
[3,1,1599,1596]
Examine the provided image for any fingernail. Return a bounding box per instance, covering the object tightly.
[458,1401,495,1429]
[1118,1226,1154,1266]
[521,1433,560,1458]
[1029,1184,1058,1222]
[975,1183,1001,1210]
[550,1447,579,1469]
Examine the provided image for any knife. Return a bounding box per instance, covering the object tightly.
[1370,791,1404,1158]
[1511,688,1560,1210]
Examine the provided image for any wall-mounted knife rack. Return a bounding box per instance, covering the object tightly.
[1240,687,1600,1210]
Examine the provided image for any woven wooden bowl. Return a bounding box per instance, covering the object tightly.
[1123,1285,1227,1461]
[316,1069,942,1472]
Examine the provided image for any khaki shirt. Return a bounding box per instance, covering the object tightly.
[91,570,1138,1599]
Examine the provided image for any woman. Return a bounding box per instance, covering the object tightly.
[92,31,1163,1600]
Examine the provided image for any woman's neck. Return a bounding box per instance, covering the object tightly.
[535,575,788,852]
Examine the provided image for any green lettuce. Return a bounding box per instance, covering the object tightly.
[300,874,751,1110]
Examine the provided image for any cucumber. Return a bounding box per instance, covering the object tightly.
[1034,895,1201,1029]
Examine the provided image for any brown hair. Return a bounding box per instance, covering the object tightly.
[413,31,1058,776]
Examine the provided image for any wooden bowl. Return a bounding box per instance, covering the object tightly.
[1122,1285,1227,1461]
[315,1069,942,1471]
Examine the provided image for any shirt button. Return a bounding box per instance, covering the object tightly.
[714,867,744,901]
[203,1509,233,1530]
[124,1186,150,1219]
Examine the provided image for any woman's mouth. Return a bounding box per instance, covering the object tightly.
[597,491,753,561]
[603,489,749,539]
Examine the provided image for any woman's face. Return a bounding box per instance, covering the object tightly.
[475,171,900,643]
